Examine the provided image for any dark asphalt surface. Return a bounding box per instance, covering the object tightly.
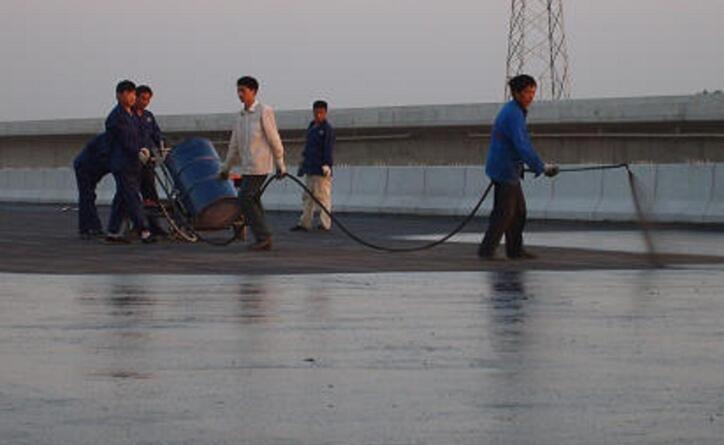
[0,203,722,275]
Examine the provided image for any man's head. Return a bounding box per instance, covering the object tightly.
[115,80,137,109]
[237,76,259,108]
[312,100,328,124]
[134,85,153,112]
[508,75,537,109]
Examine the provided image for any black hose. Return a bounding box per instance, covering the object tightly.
[263,163,635,253]
[624,166,661,266]
[266,174,494,252]
[525,163,629,174]
[162,162,638,254]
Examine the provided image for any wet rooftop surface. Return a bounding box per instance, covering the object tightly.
[1,203,723,274]
[3,270,724,445]
[2,204,724,444]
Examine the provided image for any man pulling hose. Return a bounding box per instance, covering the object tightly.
[478,74,559,260]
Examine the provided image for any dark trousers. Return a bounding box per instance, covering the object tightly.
[479,181,527,258]
[139,163,166,235]
[74,162,109,233]
[140,163,160,202]
[239,175,271,242]
[107,169,148,235]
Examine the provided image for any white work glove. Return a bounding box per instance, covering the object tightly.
[321,165,332,177]
[544,163,560,177]
[138,147,151,165]
[275,164,287,180]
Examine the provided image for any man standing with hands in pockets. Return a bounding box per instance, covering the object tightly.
[219,76,286,251]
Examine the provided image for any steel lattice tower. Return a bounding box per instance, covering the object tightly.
[505,0,571,100]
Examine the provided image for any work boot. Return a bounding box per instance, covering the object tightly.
[508,250,537,260]
[79,229,104,240]
[478,244,497,260]
[88,229,105,239]
[248,238,272,251]
[150,227,169,238]
[478,253,504,261]
[105,234,131,244]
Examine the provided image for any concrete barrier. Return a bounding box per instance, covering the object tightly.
[344,167,388,212]
[594,165,656,222]
[652,164,714,223]
[383,167,425,213]
[462,167,492,216]
[259,174,298,211]
[520,173,554,219]
[1,164,723,224]
[547,166,604,220]
[421,166,468,215]
[705,164,724,223]
[97,174,115,204]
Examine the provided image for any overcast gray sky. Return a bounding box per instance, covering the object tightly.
[1,0,722,121]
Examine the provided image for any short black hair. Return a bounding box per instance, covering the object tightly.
[237,76,259,92]
[136,85,153,96]
[313,100,328,110]
[116,80,136,95]
[508,75,537,94]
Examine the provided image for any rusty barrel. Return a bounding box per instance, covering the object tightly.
[164,138,239,230]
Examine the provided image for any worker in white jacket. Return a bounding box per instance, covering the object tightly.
[219,76,286,251]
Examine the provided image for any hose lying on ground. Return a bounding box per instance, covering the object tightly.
[158,162,658,264]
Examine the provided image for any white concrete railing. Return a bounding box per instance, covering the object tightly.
[0,164,722,223]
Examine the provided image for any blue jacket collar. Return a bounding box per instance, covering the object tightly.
[512,99,528,117]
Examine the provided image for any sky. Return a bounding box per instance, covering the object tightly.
[1,0,722,121]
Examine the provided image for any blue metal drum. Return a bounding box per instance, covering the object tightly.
[164,138,239,230]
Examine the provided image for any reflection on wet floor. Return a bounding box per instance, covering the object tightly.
[489,271,530,354]
[1,270,724,445]
[402,229,724,256]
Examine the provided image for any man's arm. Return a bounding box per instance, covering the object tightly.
[220,126,240,174]
[260,106,286,172]
[322,125,335,168]
[505,111,545,176]
[150,112,163,148]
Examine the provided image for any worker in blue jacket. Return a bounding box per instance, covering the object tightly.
[133,84,167,236]
[105,80,155,244]
[73,132,111,239]
[479,74,559,260]
[291,100,335,232]
[133,85,163,203]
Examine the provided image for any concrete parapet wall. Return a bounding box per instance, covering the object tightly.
[3,94,723,136]
[2,163,723,224]
[2,94,724,170]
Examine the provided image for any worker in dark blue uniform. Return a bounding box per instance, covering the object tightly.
[133,84,167,236]
[105,80,155,244]
[73,132,111,239]
[291,100,335,231]
[133,85,163,203]
[478,74,559,260]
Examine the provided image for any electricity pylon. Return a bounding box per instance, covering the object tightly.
[505,0,571,100]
